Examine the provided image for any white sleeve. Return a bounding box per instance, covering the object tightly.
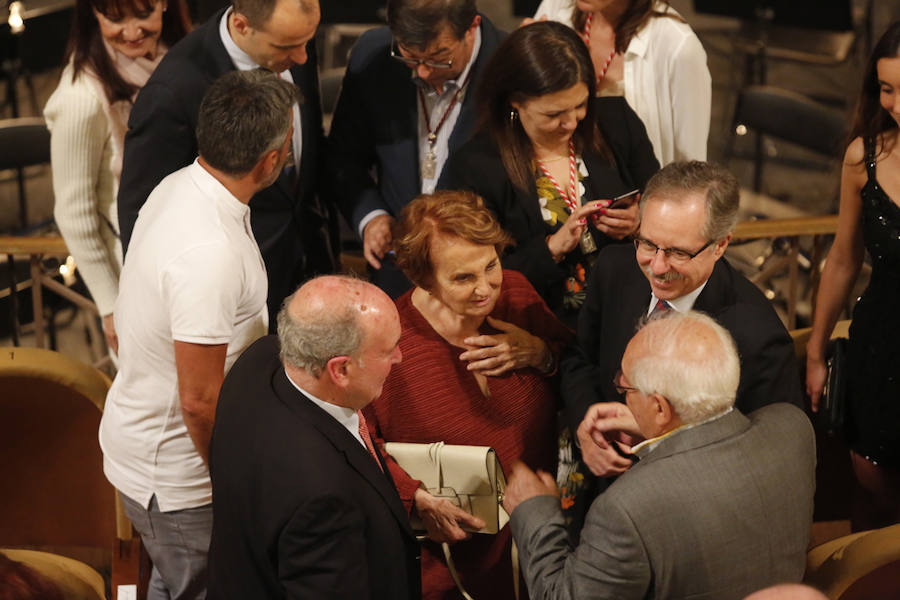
[667,30,711,162]
[46,77,121,315]
[533,0,576,27]
[162,242,242,345]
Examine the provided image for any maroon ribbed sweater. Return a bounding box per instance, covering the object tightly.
[366,270,573,600]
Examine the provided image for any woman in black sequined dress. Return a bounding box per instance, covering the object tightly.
[807,21,900,531]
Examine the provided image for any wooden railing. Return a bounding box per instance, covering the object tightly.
[1,216,840,356]
[732,215,839,329]
[0,235,104,363]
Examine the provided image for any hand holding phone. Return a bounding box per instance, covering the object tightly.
[607,189,640,210]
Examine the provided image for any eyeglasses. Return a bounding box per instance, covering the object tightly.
[613,369,640,396]
[390,39,455,70]
[633,237,714,265]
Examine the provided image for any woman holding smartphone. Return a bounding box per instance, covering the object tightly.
[439,21,659,325]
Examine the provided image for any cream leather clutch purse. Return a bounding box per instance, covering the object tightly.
[384,441,509,534]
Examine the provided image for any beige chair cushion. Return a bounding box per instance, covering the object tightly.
[1,548,105,600]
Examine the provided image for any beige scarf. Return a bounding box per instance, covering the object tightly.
[85,39,167,181]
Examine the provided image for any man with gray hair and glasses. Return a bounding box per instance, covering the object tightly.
[99,70,296,600]
[329,0,505,297]
[559,161,802,513]
[505,311,815,599]
[207,276,420,599]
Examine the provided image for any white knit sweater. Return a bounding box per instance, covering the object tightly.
[44,62,123,316]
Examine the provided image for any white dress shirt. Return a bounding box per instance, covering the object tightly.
[284,370,368,450]
[219,9,302,170]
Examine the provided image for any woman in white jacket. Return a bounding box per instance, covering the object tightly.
[44,0,189,352]
[532,0,711,165]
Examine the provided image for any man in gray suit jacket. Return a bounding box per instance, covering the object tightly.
[504,311,815,600]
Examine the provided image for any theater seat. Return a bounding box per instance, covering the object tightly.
[0,548,105,600]
[804,523,900,599]
[0,346,146,598]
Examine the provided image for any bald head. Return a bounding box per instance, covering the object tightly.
[277,276,398,378]
[744,584,828,600]
[623,311,740,426]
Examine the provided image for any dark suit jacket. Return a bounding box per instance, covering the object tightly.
[117,8,335,326]
[560,244,802,433]
[511,404,816,599]
[328,16,505,234]
[208,335,421,600]
[438,97,659,315]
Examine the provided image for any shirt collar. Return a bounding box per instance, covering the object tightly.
[187,158,249,221]
[632,407,734,457]
[219,8,264,72]
[415,23,482,96]
[283,368,359,430]
[647,277,709,316]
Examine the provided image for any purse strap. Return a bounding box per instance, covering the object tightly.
[429,441,445,490]
[440,541,520,600]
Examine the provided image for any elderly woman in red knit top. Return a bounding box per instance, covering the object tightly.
[364,190,572,600]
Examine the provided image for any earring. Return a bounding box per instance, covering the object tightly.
[509,109,518,123]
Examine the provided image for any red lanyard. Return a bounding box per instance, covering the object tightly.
[416,67,473,146]
[583,13,616,81]
[537,139,580,215]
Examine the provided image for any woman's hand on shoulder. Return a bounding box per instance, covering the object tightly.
[414,488,485,544]
[459,316,551,376]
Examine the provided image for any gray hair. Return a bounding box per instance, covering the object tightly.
[276,286,363,378]
[232,0,317,30]
[639,161,740,242]
[196,70,300,178]
[387,0,476,49]
[628,311,739,424]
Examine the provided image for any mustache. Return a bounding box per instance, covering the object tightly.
[642,266,684,283]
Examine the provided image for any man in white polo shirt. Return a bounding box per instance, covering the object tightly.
[99,70,297,600]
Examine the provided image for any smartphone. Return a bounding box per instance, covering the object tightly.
[607,189,640,210]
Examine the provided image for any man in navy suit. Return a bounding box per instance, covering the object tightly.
[208,276,421,599]
[561,161,802,481]
[117,0,335,328]
[328,0,505,296]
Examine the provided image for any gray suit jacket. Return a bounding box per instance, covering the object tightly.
[510,403,815,600]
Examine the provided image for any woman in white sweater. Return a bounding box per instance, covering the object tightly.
[532,0,711,165]
[44,0,189,352]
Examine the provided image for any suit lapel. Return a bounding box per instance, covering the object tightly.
[693,259,733,317]
[273,370,416,539]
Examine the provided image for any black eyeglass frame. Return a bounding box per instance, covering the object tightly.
[633,237,715,263]
[389,39,455,70]
[613,368,641,397]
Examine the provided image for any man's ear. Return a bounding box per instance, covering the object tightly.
[252,149,280,183]
[713,233,732,259]
[230,10,253,36]
[325,355,351,389]
[651,393,675,428]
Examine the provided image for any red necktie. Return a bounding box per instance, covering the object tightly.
[650,299,672,318]
[357,411,384,472]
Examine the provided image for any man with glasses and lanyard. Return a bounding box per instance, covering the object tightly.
[328,0,504,297]
[559,161,802,528]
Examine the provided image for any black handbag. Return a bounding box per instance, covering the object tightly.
[818,337,849,435]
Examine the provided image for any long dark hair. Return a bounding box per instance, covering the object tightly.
[571,0,680,53]
[848,21,900,160]
[66,0,191,104]
[476,21,610,193]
